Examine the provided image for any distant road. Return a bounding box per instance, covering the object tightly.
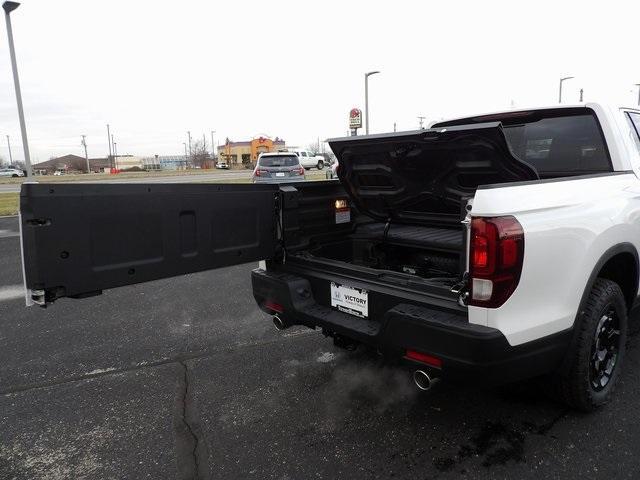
[0,170,253,193]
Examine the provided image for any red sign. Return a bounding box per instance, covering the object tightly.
[349,108,362,129]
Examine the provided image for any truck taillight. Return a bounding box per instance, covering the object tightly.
[469,216,524,308]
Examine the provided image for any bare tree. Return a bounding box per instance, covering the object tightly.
[190,139,211,168]
[306,141,320,155]
[0,155,6,167]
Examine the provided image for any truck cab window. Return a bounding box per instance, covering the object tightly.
[435,109,612,178]
[627,112,640,153]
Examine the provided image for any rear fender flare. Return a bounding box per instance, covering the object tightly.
[558,242,639,375]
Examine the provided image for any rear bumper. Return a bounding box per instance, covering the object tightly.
[253,177,306,183]
[252,268,571,385]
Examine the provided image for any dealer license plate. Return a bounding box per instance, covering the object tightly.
[330,282,368,318]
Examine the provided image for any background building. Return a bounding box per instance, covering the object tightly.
[142,155,189,170]
[113,155,143,170]
[33,154,111,174]
[220,136,285,167]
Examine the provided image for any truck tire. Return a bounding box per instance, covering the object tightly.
[317,161,324,170]
[552,278,627,411]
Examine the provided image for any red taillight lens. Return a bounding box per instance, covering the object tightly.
[469,216,524,308]
[297,166,305,175]
[264,300,283,313]
[405,349,442,368]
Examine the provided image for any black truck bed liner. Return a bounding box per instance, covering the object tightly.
[352,223,463,252]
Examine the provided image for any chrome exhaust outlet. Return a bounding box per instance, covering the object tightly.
[413,370,440,391]
[272,314,288,331]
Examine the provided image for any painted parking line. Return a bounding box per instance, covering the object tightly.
[0,229,19,238]
[0,285,24,302]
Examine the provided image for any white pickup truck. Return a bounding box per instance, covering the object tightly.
[293,150,325,170]
[18,103,640,411]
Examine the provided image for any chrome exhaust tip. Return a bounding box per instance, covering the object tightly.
[273,314,287,331]
[413,369,440,391]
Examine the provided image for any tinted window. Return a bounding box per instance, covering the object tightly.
[435,109,611,177]
[259,155,299,167]
[627,112,640,150]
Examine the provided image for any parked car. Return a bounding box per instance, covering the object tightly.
[19,103,640,411]
[325,160,339,179]
[216,161,229,169]
[293,150,325,170]
[0,167,25,177]
[252,152,305,183]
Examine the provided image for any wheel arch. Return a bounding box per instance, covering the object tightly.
[558,242,638,375]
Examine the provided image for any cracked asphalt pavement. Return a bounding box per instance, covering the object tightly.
[1,215,640,479]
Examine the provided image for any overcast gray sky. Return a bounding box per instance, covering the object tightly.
[0,0,639,163]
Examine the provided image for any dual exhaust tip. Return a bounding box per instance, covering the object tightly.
[272,314,288,331]
[413,369,440,391]
[274,315,439,391]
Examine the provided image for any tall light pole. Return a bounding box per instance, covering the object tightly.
[6,135,12,164]
[210,130,216,158]
[81,135,89,173]
[635,84,640,106]
[3,1,32,177]
[364,70,380,135]
[187,131,192,156]
[183,142,187,168]
[113,142,117,169]
[106,124,112,170]
[558,76,574,104]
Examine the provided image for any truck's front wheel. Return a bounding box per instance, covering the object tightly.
[553,278,627,411]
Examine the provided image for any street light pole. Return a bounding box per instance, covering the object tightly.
[183,142,187,169]
[6,135,12,164]
[187,131,192,156]
[211,130,216,158]
[364,70,380,135]
[3,1,32,177]
[106,124,112,171]
[558,76,574,104]
[635,84,640,106]
[81,135,89,173]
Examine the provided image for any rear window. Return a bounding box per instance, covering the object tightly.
[434,108,611,177]
[259,155,299,167]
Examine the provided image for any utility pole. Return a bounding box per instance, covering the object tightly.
[210,130,216,159]
[393,122,397,132]
[559,76,574,104]
[106,124,112,171]
[113,142,118,169]
[183,142,188,168]
[81,135,89,173]
[6,135,12,164]
[364,70,380,135]
[635,84,640,106]
[579,88,584,102]
[187,131,192,156]
[3,1,32,177]
[418,116,426,129]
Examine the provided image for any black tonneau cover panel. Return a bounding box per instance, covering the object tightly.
[328,122,538,225]
[20,183,279,305]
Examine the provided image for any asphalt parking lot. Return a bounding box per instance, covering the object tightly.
[1,214,640,479]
